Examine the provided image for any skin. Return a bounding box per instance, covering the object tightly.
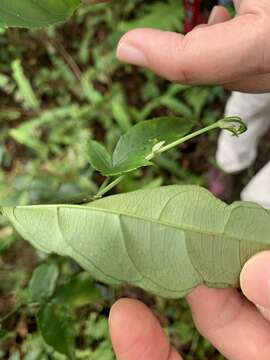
[117,0,270,93]
[106,1,270,359]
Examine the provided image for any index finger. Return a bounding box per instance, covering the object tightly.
[109,298,182,360]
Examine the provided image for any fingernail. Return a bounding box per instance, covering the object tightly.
[256,304,270,321]
[208,6,219,25]
[240,252,270,309]
[117,41,147,67]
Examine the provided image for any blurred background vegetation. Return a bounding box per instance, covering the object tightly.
[0,0,258,358]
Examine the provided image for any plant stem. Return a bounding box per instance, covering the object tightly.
[93,175,125,199]
[93,116,246,200]
[146,122,220,160]
[0,303,23,323]
[146,116,245,160]
[98,177,110,193]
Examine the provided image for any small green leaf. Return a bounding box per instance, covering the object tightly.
[87,140,113,174]
[53,272,101,308]
[87,117,193,176]
[112,116,193,174]
[0,0,81,29]
[37,302,76,360]
[28,264,59,303]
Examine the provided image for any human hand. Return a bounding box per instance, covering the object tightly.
[109,251,270,360]
[116,1,270,93]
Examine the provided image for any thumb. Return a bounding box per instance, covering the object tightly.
[240,252,270,320]
[117,8,269,85]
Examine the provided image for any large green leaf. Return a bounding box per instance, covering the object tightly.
[87,117,193,176]
[0,0,81,28]
[2,186,270,298]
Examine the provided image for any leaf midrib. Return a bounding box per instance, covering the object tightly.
[4,203,264,244]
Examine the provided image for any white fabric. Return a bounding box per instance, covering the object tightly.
[241,162,270,209]
[216,91,270,208]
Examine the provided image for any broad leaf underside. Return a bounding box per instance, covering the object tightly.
[2,185,270,298]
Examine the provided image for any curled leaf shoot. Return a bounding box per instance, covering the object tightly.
[218,116,247,137]
[91,116,246,199]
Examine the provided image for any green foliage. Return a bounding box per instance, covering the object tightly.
[37,302,76,359]
[87,116,245,199]
[0,0,222,207]
[119,0,185,31]
[27,264,103,358]
[53,272,102,307]
[82,313,114,360]
[0,0,81,28]
[87,117,193,176]
[28,264,59,303]
[2,186,269,299]
[11,59,40,109]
